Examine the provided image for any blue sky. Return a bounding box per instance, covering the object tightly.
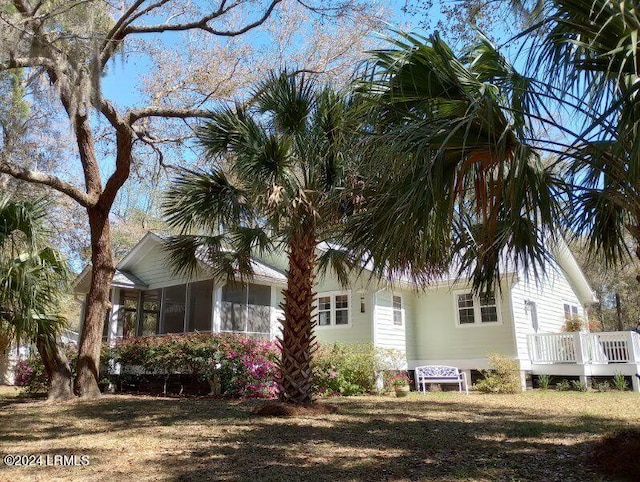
[100,1,441,108]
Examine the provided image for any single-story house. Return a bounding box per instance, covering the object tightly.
[70,230,633,391]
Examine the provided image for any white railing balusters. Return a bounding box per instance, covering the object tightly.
[527,331,640,365]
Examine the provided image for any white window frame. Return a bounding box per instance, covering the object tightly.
[392,293,404,326]
[525,300,539,333]
[315,291,351,328]
[563,302,580,320]
[453,290,502,327]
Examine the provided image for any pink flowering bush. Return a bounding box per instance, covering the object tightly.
[14,344,78,394]
[111,333,279,399]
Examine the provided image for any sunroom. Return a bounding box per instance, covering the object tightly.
[103,279,281,341]
[72,232,288,342]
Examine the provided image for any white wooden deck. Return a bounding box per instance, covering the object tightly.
[527,331,640,392]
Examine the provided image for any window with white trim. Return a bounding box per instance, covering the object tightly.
[525,300,539,332]
[315,291,350,327]
[393,295,403,326]
[563,302,579,320]
[455,291,500,326]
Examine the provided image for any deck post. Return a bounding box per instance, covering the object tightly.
[632,374,640,393]
[628,332,640,363]
[574,332,586,364]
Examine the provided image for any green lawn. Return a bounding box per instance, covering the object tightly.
[0,390,638,481]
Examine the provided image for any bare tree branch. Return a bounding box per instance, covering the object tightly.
[121,0,282,36]
[0,158,94,207]
[127,107,212,123]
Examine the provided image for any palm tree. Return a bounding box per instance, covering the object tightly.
[162,73,359,404]
[345,31,562,292]
[523,0,640,272]
[0,195,73,401]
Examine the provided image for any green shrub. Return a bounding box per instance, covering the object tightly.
[571,380,588,392]
[537,374,552,390]
[592,380,611,392]
[613,373,629,391]
[555,380,571,391]
[475,354,522,394]
[312,343,380,396]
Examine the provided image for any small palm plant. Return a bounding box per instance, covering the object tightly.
[163,73,361,404]
[0,195,72,401]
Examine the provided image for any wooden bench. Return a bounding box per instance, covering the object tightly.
[414,365,469,394]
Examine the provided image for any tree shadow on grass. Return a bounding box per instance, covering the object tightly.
[0,395,633,481]
[162,416,597,481]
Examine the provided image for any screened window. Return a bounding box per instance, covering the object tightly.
[188,279,214,332]
[120,291,139,339]
[247,284,271,334]
[315,292,350,327]
[161,284,187,334]
[393,295,403,326]
[456,292,500,326]
[220,283,272,335]
[139,289,161,336]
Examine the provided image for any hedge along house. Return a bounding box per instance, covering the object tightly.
[74,231,640,392]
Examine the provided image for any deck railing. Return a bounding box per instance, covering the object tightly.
[528,331,640,365]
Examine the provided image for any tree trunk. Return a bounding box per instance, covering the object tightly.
[74,206,115,399]
[615,292,623,331]
[36,334,74,402]
[278,228,317,404]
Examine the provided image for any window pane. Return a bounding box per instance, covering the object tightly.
[221,283,246,332]
[393,295,402,326]
[139,289,161,336]
[335,295,349,325]
[525,301,538,332]
[479,293,495,306]
[458,293,474,308]
[318,297,331,310]
[162,285,186,334]
[188,280,214,332]
[247,284,271,334]
[459,308,475,324]
[572,306,579,316]
[318,311,331,326]
[481,306,498,323]
[335,309,349,325]
[123,311,137,339]
[564,303,572,319]
[318,296,331,326]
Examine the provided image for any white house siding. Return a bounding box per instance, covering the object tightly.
[409,283,517,369]
[124,242,191,289]
[313,272,374,345]
[510,262,585,368]
[373,289,408,350]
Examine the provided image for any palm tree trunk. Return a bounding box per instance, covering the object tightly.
[279,229,317,404]
[35,334,74,402]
